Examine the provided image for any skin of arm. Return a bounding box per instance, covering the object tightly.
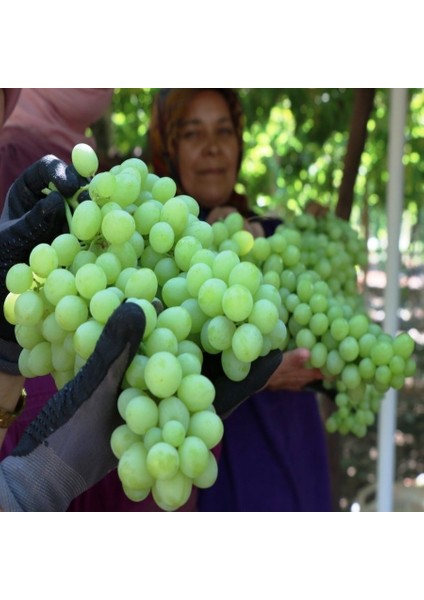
[0,373,25,448]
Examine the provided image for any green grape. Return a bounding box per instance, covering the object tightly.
[222,283,253,322]
[94,253,121,285]
[197,278,227,318]
[330,317,350,342]
[133,200,162,235]
[75,263,107,299]
[110,424,142,459]
[88,171,117,205]
[73,319,104,360]
[180,298,208,334]
[310,342,328,368]
[186,263,213,297]
[149,221,175,254]
[71,143,99,177]
[43,269,77,305]
[158,395,191,431]
[144,351,183,398]
[174,236,202,271]
[152,470,192,511]
[338,336,360,362]
[348,314,369,339]
[188,410,224,449]
[177,352,202,376]
[144,327,179,356]
[15,322,44,349]
[101,209,136,245]
[144,427,163,451]
[206,315,236,351]
[117,441,154,491]
[160,197,190,237]
[293,303,312,327]
[157,306,192,341]
[124,268,158,302]
[71,201,102,241]
[231,323,263,362]
[370,340,394,366]
[162,420,186,448]
[117,387,141,420]
[392,332,415,360]
[221,348,251,381]
[147,441,179,480]
[6,263,33,294]
[231,229,254,256]
[27,341,53,376]
[178,436,209,478]
[154,257,180,287]
[178,374,215,412]
[192,452,218,489]
[29,243,59,279]
[228,261,262,295]
[14,290,45,326]
[161,276,190,307]
[212,250,240,281]
[152,176,177,203]
[111,170,141,207]
[55,295,88,332]
[125,394,159,435]
[177,194,200,217]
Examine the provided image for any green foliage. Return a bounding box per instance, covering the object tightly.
[108,88,424,240]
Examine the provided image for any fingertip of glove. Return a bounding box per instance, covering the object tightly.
[107,302,147,343]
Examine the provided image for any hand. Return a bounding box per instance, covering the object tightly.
[0,302,146,512]
[202,349,283,418]
[265,348,324,391]
[0,156,85,372]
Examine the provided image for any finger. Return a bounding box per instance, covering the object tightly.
[213,350,283,418]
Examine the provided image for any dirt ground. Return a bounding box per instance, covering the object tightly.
[325,253,424,511]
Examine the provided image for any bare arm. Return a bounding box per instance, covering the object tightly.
[0,373,25,449]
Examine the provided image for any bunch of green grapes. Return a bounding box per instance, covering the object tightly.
[233,212,416,437]
[3,144,286,510]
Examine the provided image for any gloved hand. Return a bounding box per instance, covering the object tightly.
[0,302,146,512]
[0,155,86,372]
[202,350,283,418]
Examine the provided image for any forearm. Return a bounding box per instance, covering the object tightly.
[0,372,25,448]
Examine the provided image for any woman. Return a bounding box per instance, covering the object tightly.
[148,88,333,511]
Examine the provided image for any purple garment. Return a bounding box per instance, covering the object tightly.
[198,389,333,512]
[0,375,197,512]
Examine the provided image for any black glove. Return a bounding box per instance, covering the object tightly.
[0,155,86,372]
[202,350,283,418]
[0,302,146,512]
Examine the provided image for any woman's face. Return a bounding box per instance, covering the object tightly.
[175,90,240,208]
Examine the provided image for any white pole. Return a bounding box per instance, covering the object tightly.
[376,88,408,512]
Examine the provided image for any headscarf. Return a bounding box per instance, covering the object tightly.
[147,88,251,216]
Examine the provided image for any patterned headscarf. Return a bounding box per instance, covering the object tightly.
[147,88,250,215]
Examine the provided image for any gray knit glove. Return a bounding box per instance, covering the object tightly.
[0,302,146,512]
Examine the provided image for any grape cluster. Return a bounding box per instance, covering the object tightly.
[3,143,416,507]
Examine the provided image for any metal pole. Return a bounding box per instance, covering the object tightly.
[376,88,408,512]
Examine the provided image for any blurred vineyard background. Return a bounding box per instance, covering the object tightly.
[91,88,424,511]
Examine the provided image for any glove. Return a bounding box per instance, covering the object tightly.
[202,350,283,418]
[0,302,146,512]
[0,155,86,372]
